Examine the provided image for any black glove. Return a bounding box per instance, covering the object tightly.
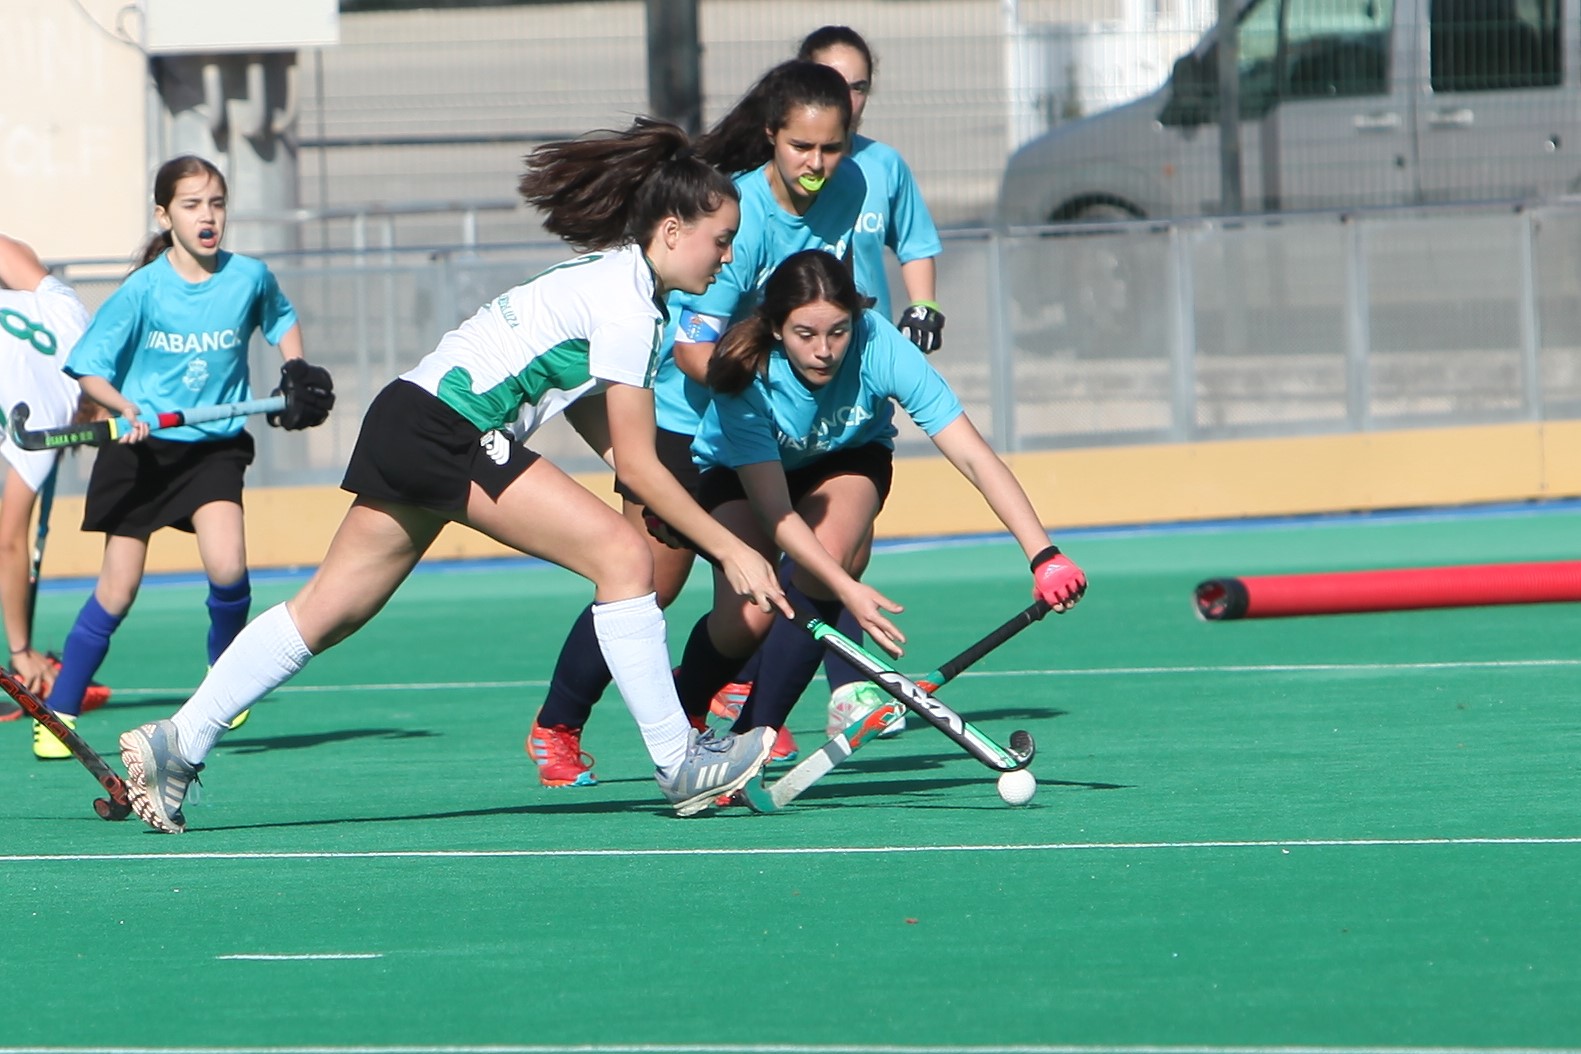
[897,301,945,354]
[268,359,335,430]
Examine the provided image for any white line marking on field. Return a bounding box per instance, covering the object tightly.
[4,836,1580,865]
[0,1044,1578,1054]
[214,953,383,961]
[102,657,1581,697]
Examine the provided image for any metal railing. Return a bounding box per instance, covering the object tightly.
[44,197,1581,498]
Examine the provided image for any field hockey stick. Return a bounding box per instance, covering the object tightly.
[26,462,56,632]
[0,671,131,821]
[782,596,1036,772]
[9,394,285,451]
[766,599,1053,809]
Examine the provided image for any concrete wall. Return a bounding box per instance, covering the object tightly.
[0,0,148,261]
[32,420,1581,580]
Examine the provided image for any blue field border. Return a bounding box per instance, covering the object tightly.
[37,495,1581,595]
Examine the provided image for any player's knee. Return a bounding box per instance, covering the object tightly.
[593,526,656,598]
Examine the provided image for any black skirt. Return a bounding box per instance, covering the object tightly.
[696,441,895,514]
[341,379,541,512]
[82,431,255,538]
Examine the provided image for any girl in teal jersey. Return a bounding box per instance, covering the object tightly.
[528,60,864,784]
[678,249,1086,754]
[39,156,333,759]
[117,121,788,833]
[711,27,953,740]
[799,25,945,351]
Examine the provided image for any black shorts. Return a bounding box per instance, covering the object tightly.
[612,426,701,505]
[82,431,255,539]
[696,442,894,514]
[341,379,541,512]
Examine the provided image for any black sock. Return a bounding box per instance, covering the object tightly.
[823,604,864,692]
[535,606,612,728]
[733,581,839,733]
[675,616,746,720]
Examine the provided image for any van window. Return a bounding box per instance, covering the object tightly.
[1430,0,1562,91]
[1178,0,1394,123]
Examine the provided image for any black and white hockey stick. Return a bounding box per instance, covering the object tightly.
[763,599,1051,808]
[9,395,284,451]
[0,671,131,820]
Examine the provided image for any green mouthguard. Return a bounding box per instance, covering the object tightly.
[797,173,826,193]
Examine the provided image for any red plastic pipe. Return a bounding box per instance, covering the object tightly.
[1195,560,1581,620]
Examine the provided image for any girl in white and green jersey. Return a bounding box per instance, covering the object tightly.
[116,119,793,833]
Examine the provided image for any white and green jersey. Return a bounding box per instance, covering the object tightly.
[0,276,89,491]
[401,244,666,440]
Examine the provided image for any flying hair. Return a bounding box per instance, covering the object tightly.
[518,117,738,252]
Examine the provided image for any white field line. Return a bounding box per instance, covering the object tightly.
[4,836,1581,865]
[100,656,1581,697]
[214,953,383,961]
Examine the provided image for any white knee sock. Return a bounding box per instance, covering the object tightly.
[592,592,691,773]
[170,603,312,765]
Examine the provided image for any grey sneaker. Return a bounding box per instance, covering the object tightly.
[657,727,774,817]
[119,721,203,834]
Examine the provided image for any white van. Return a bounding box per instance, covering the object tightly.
[997,0,1579,223]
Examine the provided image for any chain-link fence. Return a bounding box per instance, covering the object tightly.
[46,198,1581,498]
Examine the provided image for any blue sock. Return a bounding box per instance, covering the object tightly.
[52,595,124,717]
[732,582,839,733]
[206,573,252,665]
[536,605,613,728]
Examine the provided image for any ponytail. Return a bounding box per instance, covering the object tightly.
[708,316,776,394]
[519,117,738,252]
[136,230,174,269]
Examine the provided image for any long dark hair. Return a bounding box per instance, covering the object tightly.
[138,155,226,269]
[709,249,866,394]
[518,117,739,252]
[796,25,877,79]
[696,60,852,177]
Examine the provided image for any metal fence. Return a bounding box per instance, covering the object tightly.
[45,197,1581,498]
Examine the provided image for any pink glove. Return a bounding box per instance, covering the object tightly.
[1031,546,1086,611]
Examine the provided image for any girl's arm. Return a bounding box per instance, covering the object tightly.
[930,415,1086,611]
[275,323,305,361]
[73,375,150,444]
[0,470,53,694]
[898,257,937,308]
[0,235,49,292]
[735,460,907,656]
[602,382,790,617]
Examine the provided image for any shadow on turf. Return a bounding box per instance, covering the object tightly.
[219,727,439,754]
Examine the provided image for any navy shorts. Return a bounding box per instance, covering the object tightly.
[341,379,541,512]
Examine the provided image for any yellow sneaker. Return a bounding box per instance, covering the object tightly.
[33,712,76,761]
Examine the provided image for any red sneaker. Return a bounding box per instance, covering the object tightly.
[770,725,797,763]
[709,681,751,721]
[41,654,112,713]
[526,718,597,787]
